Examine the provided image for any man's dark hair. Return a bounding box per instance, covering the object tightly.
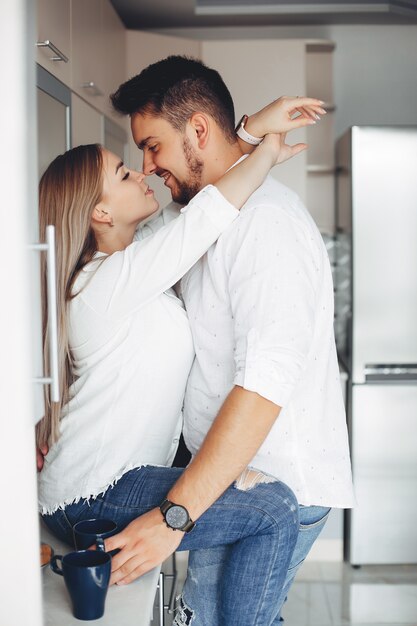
[111,55,236,143]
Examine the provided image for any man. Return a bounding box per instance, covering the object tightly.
[109,56,354,623]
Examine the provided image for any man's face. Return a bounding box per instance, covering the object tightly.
[131,112,204,204]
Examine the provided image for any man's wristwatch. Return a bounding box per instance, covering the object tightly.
[160,498,195,533]
[235,114,263,146]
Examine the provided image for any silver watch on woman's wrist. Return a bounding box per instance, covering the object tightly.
[235,114,263,146]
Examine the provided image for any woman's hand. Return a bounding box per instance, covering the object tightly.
[246,96,326,139]
[104,508,183,586]
[37,443,49,472]
[259,132,308,167]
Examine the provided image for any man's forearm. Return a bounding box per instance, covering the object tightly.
[167,385,281,520]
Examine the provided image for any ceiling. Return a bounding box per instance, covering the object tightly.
[111,0,417,30]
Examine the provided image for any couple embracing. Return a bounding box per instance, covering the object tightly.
[37,55,354,626]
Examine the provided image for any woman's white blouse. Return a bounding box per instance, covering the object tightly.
[38,186,239,514]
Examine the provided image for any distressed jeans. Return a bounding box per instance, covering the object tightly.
[179,504,331,625]
[42,465,299,626]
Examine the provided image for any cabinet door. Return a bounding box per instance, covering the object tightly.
[72,93,104,147]
[37,0,71,84]
[37,65,71,176]
[71,0,105,111]
[102,0,126,122]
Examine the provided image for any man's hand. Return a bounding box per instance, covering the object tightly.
[36,443,49,472]
[247,95,326,138]
[104,508,183,586]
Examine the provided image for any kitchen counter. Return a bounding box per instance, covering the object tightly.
[41,522,160,626]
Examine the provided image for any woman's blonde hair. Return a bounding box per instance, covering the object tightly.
[36,144,103,448]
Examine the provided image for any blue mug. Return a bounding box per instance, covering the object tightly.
[73,518,118,552]
[50,550,111,620]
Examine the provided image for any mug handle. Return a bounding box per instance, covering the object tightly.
[50,555,64,576]
[96,537,106,552]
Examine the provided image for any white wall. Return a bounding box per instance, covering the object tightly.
[202,39,308,202]
[0,1,43,624]
[153,23,417,139]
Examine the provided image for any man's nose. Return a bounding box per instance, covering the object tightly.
[142,151,156,176]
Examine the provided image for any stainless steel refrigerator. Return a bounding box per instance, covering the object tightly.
[335,126,417,565]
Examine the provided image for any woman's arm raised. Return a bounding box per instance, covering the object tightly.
[237,95,327,156]
[82,135,285,319]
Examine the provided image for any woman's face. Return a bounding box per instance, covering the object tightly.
[99,149,159,227]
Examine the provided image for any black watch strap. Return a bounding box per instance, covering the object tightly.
[160,498,195,533]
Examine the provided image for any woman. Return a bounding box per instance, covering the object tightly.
[38,97,325,626]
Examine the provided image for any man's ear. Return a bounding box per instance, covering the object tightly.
[92,202,113,225]
[188,113,210,149]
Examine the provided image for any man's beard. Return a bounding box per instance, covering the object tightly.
[171,137,204,205]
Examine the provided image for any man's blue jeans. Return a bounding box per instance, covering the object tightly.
[177,503,330,625]
[42,465,299,626]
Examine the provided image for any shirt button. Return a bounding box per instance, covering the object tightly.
[173,438,179,444]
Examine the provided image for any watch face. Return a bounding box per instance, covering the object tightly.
[165,505,189,529]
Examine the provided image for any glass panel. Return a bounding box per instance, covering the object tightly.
[37,87,67,178]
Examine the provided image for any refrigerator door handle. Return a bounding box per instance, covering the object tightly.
[364,363,417,382]
[30,225,60,402]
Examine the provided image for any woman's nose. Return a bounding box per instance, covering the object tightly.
[133,171,146,183]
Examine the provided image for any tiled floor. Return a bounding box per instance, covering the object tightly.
[175,556,417,626]
[281,562,417,626]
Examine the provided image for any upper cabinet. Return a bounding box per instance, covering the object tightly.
[71,0,105,112]
[37,0,126,127]
[102,0,126,122]
[36,0,71,85]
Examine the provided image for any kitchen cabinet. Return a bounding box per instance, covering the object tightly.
[71,0,105,112]
[37,0,71,85]
[37,0,126,126]
[71,93,104,147]
[71,0,126,122]
[102,0,127,122]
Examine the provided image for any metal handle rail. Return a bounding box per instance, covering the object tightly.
[158,572,165,626]
[30,226,60,402]
[153,553,178,625]
[36,40,68,63]
[164,552,178,614]
[364,363,417,382]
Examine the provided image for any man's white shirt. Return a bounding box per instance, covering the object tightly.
[180,174,354,508]
[139,178,354,508]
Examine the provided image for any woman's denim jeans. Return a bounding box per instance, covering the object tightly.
[179,503,330,625]
[42,465,299,626]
